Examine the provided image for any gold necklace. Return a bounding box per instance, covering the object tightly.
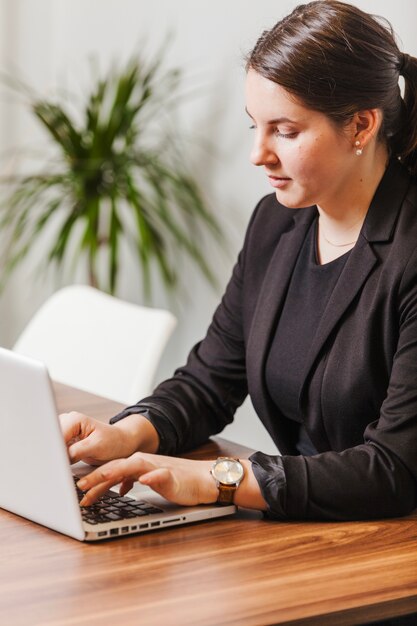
[319,213,364,248]
[321,233,358,247]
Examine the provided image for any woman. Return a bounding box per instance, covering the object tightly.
[62,0,417,521]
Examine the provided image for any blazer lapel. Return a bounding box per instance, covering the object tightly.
[298,237,377,415]
[247,207,316,418]
[299,159,411,416]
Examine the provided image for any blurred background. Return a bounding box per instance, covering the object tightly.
[0,0,416,453]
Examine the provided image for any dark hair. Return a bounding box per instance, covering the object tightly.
[247,0,417,176]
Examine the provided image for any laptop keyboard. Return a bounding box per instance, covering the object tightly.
[73,476,164,525]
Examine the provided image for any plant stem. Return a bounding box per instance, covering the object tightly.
[88,256,98,289]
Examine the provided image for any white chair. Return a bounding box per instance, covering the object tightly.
[13,285,177,404]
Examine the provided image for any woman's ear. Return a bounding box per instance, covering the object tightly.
[352,108,383,147]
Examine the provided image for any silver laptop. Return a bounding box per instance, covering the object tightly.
[0,347,236,541]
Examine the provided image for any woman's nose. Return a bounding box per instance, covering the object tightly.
[250,136,279,167]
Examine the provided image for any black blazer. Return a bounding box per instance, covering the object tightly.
[113,159,417,520]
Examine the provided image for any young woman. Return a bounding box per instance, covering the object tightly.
[62,1,417,522]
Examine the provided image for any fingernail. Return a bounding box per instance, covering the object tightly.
[77,478,87,489]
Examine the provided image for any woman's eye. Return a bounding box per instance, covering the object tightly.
[248,125,297,138]
[275,129,298,139]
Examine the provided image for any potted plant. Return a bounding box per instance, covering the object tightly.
[0,50,223,298]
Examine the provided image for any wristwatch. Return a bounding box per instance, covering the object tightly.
[210,457,244,505]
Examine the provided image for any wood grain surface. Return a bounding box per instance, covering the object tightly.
[1,383,416,626]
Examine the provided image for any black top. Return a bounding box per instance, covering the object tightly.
[265,220,349,454]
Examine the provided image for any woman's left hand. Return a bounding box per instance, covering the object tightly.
[76,452,218,507]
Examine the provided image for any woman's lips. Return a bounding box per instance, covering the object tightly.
[267,175,291,189]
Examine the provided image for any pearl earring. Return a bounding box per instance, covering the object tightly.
[355,140,363,156]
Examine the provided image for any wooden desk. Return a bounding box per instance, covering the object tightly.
[1,383,417,626]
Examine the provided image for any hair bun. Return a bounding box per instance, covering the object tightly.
[400,53,411,75]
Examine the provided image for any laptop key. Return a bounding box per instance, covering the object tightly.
[129,509,150,517]
[136,504,164,513]
[111,501,130,508]
[105,512,125,521]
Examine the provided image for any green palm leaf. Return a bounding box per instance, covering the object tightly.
[0,50,225,298]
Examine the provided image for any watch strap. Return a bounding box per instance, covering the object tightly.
[217,482,237,505]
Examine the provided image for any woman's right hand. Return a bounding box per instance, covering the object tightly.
[59,411,160,466]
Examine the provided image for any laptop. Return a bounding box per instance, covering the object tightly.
[0,347,236,541]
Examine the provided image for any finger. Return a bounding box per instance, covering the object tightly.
[79,479,115,506]
[77,460,124,505]
[119,478,135,497]
[59,412,90,444]
[77,457,137,492]
[95,454,156,485]
[79,455,156,504]
[139,467,177,500]
[67,437,97,464]
[77,459,122,490]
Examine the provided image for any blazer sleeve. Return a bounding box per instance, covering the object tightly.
[250,247,417,521]
[109,201,266,454]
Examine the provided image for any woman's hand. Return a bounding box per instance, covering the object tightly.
[59,412,160,465]
[76,452,218,507]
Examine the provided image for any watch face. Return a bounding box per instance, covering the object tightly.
[213,458,244,485]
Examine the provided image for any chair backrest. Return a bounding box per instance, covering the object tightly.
[13,285,177,404]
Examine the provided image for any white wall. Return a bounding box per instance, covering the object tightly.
[1,0,416,453]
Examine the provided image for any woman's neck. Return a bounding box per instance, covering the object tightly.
[316,145,389,264]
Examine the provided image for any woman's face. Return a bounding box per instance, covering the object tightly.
[245,69,359,210]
